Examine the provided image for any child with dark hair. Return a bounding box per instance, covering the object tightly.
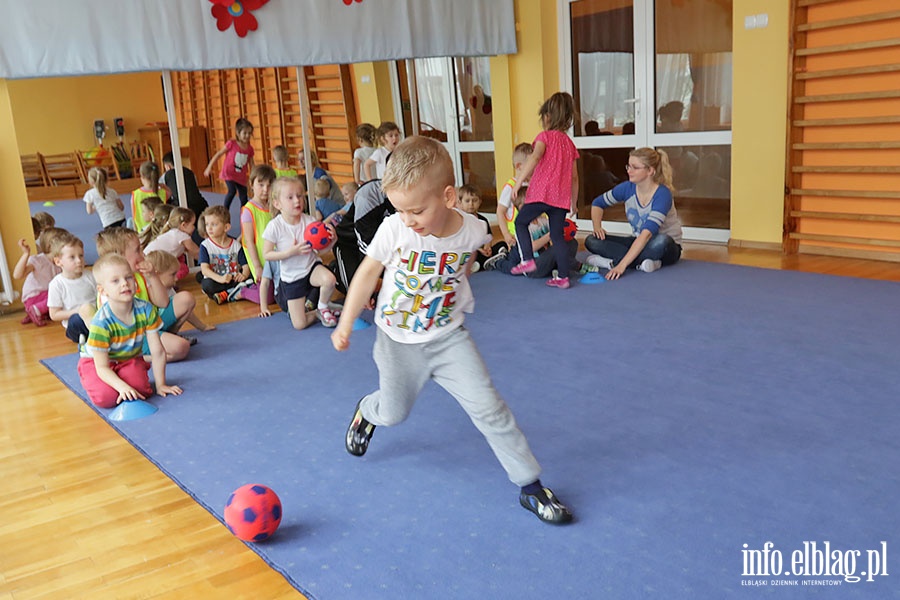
[510,92,580,288]
[162,151,209,220]
[131,161,168,233]
[198,205,253,305]
[205,117,255,211]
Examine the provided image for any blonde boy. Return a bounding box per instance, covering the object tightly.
[496,143,534,247]
[332,136,573,525]
[95,227,192,362]
[271,145,298,178]
[313,177,342,221]
[77,253,182,408]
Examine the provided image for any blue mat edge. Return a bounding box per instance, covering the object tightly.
[38,329,316,600]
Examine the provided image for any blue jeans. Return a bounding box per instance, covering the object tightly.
[584,233,681,268]
[514,203,571,276]
[224,180,248,211]
[494,240,578,278]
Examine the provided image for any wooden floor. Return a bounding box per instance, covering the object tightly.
[2,245,900,599]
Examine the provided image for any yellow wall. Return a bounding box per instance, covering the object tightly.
[730,0,790,245]
[8,73,168,155]
[350,62,396,130]
[0,79,36,307]
[492,0,562,192]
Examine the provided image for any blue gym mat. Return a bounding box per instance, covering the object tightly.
[30,191,232,265]
[41,263,900,599]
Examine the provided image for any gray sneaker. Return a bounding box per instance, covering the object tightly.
[483,247,508,271]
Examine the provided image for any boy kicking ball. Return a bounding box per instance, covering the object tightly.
[331,136,572,525]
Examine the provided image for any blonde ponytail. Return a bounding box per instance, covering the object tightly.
[630,147,674,191]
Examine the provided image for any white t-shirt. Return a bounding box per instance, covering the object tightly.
[367,210,490,344]
[497,181,516,222]
[144,228,190,258]
[368,147,390,179]
[354,146,376,180]
[262,214,319,283]
[47,272,96,328]
[83,188,126,227]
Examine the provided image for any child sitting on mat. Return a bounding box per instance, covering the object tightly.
[197,205,255,305]
[14,227,65,326]
[484,188,577,278]
[138,198,168,246]
[47,232,97,343]
[240,164,276,293]
[263,176,338,329]
[145,250,214,333]
[143,207,201,281]
[331,136,573,525]
[78,253,182,408]
[95,227,193,362]
[313,177,343,222]
[457,184,507,272]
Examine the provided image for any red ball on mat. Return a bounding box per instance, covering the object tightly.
[304,221,333,251]
[224,484,282,542]
[563,219,578,242]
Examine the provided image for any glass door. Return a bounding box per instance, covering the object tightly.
[561,0,733,240]
[395,57,498,209]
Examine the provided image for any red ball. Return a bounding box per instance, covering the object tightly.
[304,221,333,251]
[563,219,578,242]
[224,484,282,542]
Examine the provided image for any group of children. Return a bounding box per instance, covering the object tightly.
[17,93,692,526]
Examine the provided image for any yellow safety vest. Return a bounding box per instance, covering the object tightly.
[241,201,272,282]
[131,188,169,232]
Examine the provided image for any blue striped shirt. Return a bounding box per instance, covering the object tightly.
[592,181,682,244]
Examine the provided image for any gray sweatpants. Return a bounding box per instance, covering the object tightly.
[360,326,542,487]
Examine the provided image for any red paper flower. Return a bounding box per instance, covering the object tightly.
[210,0,270,37]
[342,0,363,5]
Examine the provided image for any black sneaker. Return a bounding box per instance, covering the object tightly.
[519,487,573,524]
[345,399,376,456]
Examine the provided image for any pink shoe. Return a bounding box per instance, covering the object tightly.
[29,305,47,326]
[546,277,570,289]
[317,307,338,328]
[510,259,537,275]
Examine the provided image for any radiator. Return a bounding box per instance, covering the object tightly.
[0,229,19,306]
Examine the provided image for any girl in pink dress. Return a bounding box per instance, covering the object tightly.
[510,92,580,289]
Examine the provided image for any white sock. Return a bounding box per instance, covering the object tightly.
[638,259,662,273]
[317,301,329,310]
[585,254,614,270]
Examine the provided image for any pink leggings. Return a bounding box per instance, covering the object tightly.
[237,282,273,305]
[23,290,49,321]
[176,254,190,280]
[77,356,152,409]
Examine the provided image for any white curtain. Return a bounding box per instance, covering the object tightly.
[414,58,448,134]
[577,52,634,131]
[0,0,516,79]
[656,54,694,119]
